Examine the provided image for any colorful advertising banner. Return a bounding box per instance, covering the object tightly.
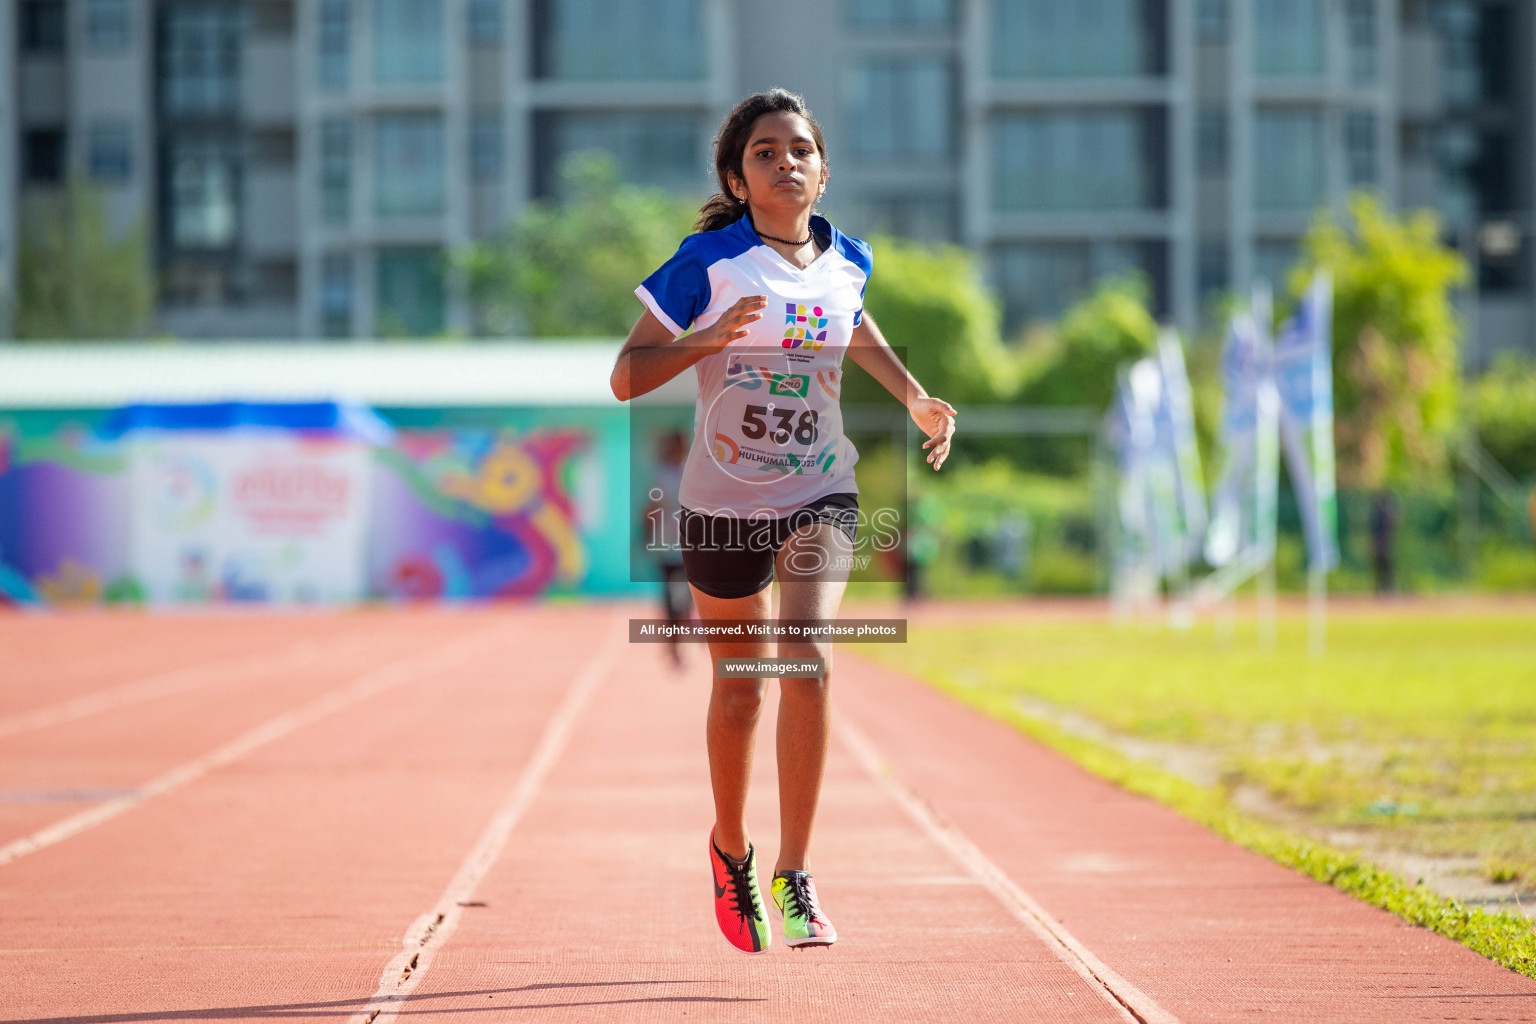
[1273,272,1339,572]
[1155,328,1208,567]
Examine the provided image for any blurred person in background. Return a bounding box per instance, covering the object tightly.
[643,430,694,670]
[611,89,956,954]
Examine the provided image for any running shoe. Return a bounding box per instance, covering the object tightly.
[770,869,837,947]
[709,831,770,953]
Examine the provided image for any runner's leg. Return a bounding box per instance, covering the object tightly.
[771,521,852,875]
[692,583,773,861]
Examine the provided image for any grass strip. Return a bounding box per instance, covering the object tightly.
[922,676,1536,979]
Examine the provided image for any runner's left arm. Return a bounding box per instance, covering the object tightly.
[847,312,957,471]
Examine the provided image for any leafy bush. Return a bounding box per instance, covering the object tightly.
[1474,352,1536,481]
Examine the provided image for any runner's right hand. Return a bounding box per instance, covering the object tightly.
[696,295,767,352]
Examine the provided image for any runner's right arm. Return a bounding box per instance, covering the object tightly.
[609,296,767,402]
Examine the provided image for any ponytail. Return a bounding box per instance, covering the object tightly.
[693,88,828,233]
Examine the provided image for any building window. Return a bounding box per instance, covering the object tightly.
[850,194,957,243]
[86,0,131,53]
[21,1,66,54]
[1196,0,1227,42]
[1197,240,1227,300]
[1345,111,1377,187]
[320,119,351,224]
[993,0,1163,79]
[321,254,353,338]
[1254,109,1324,210]
[168,136,239,249]
[1197,108,1227,175]
[1345,0,1378,85]
[88,122,132,182]
[469,0,503,43]
[160,4,242,117]
[535,112,705,197]
[845,0,952,29]
[471,113,504,183]
[23,130,67,184]
[1254,0,1324,78]
[319,0,349,91]
[535,0,703,81]
[374,0,444,85]
[1253,240,1298,289]
[846,58,953,164]
[375,115,445,218]
[1436,0,1481,110]
[992,110,1163,212]
[995,241,1161,329]
[376,248,445,337]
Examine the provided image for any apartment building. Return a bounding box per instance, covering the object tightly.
[3,0,1533,364]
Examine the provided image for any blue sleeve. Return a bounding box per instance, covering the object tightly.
[841,235,874,326]
[635,237,710,337]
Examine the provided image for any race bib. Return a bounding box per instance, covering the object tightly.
[701,358,845,487]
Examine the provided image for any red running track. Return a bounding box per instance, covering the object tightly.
[0,604,1531,1023]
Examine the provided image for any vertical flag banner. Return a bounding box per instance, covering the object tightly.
[1273,272,1339,572]
[1156,328,1207,565]
[1204,296,1280,576]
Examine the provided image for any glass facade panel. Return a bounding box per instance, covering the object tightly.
[1253,240,1298,290]
[1196,0,1227,42]
[994,240,1152,328]
[537,0,703,80]
[536,113,705,196]
[160,5,242,116]
[469,0,503,43]
[472,114,504,183]
[319,0,349,91]
[1346,0,1379,85]
[1345,111,1377,187]
[375,115,446,218]
[377,248,445,337]
[992,110,1159,211]
[993,0,1157,78]
[845,0,952,29]
[846,57,952,163]
[1253,109,1324,210]
[88,122,132,182]
[374,0,443,85]
[21,2,66,54]
[86,0,132,53]
[321,253,353,338]
[168,136,239,249]
[1197,108,1227,175]
[1254,0,1324,78]
[1197,240,1228,301]
[848,194,957,243]
[320,118,351,224]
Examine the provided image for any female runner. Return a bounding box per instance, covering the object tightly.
[610,89,956,953]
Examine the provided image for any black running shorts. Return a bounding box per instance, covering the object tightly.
[679,492,859,600]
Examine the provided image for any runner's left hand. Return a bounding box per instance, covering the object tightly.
[910,397,957,471]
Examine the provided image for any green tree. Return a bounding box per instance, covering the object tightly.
[457,153,699,337]
[1014,274,1158,409]
[856,236,1016,405]
[1474,352,1536,481]
[16,182,154,339]
[1291,192,1468,490]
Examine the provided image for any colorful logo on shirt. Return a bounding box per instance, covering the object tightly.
[784,303,827,350]
[768,373,809,397]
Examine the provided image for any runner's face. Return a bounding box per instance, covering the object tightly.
[729,112,826,218]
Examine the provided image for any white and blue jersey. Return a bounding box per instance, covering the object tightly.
[635,214,873,519]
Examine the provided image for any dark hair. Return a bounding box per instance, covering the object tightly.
[694,89,828,233]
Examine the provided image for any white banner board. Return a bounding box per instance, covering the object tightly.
[128,431,371,604]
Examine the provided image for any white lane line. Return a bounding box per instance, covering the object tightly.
[350,612,626,1024]
[0,630,389,740]
[0,627,506,869]
[836,715,1184,1024]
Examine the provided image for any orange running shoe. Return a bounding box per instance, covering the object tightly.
[709,830,770,953]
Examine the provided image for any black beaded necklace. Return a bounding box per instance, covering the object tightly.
[756,229,813,247]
